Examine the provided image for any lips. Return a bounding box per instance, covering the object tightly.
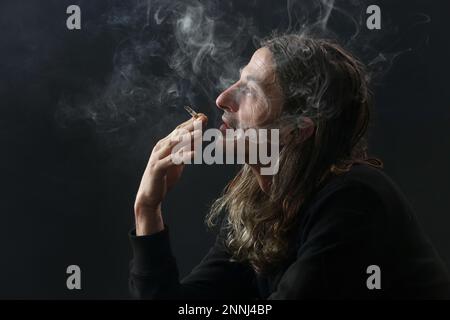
[219,123,228,132]
[221,117,233,129]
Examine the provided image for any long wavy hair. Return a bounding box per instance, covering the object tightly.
[206,34,383,275]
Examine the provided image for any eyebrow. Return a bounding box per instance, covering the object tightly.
[239,68,263,84]
[245,75,262,83]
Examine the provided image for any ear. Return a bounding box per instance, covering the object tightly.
[281,117,315,145]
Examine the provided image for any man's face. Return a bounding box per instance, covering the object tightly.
[216,47,284,132]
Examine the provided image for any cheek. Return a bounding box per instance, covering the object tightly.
[238,101,271,128]
[241,89,272,126]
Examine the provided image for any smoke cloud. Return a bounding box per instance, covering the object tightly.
[54,0,430,150]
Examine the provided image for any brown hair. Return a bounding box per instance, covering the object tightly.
[206,34,383,275]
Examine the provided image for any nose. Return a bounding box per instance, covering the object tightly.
[215,85,238,113]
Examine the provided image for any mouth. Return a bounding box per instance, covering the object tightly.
[219,117,233,132]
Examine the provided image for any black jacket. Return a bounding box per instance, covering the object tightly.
[128,164,450,299]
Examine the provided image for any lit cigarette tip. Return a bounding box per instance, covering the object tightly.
[184,105,198,118]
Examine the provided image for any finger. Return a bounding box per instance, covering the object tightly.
[152,127,191,153]
[155,129,201,159]
[158,149,195,168]
[175,113,208,131]
[152,114,207,153]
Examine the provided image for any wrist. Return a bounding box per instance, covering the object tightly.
[134,203,164,236]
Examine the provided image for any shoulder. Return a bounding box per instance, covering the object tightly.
[308,163,411,214]
[296,163,414,243]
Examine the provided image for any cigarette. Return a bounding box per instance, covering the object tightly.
[184,105,199,118]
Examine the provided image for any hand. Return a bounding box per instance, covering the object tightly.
[134,113,208,235]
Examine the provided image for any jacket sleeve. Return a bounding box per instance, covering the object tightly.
[128,222,258,300]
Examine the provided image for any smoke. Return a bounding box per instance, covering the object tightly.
[56,0,254,137]
[54,0,430,150]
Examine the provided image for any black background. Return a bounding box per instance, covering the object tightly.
[0,0,448,299]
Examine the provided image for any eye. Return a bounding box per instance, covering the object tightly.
[239,84,253,97]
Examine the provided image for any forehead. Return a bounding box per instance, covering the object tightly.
[240,47,276,85]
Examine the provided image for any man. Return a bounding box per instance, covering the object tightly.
[128,34,450,299]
